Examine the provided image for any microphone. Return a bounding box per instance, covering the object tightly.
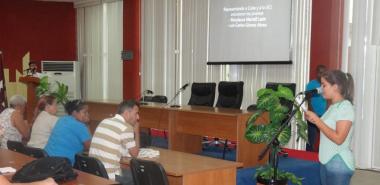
[141,89,154,105]
[179,83,189,91]
[297,87,323,96]
[144,90,154,94]
[167,83,190,108]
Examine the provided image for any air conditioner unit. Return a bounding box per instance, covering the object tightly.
[41,61,81,100]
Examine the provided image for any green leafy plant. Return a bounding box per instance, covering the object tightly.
[36,76,50,97]
[245,85,308,185]
[51,81,69,105]
[36,76,69,105]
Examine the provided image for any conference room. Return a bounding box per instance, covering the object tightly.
[1,0,380,185]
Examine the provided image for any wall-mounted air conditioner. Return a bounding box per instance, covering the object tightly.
[41,61,81,100]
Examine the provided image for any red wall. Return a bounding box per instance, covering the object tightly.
[310,0,344,79]
[0,0,343,99]
[123,0,141,100]
[0,0,76,82]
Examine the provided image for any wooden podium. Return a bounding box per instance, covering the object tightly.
[19,76,40,123]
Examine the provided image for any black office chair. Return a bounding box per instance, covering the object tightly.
[74,153,109,179]
[7,140,26,154]
[151,95,168,104]
[24,146,48,158]
[215,81,244,109]
[188,82,216,107]
[212,81,244,159]
[247,104,257,112]
[130,158,169,185]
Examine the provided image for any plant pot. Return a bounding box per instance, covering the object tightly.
[256,175,288,185]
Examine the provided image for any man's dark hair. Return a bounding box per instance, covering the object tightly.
[117,99,139,114]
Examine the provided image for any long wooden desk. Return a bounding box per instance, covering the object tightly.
[121,147,242,185]
[0,149,116,185]
[87,100,268,167]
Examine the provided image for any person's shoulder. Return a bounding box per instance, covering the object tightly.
[307,79,319,87]
[341,100,354,109]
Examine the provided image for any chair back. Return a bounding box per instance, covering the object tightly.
[215,81,244,109]
[188,82,216,107]
[24,146,48,158]
[151,95,168,103]
[130,158,169,185]
[247,104,257,112]
[74,153,109,179]
[7,140,26,154]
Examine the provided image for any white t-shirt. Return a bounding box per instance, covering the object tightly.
[27,111,58,148]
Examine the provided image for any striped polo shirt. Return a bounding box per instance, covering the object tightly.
[89,114,136,180]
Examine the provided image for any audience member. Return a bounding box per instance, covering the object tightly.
[27,95,58,148]
[305,70,355,185]
[306,65,327,152]
[44,100,91,165]
[0,176,57,185]
[0,95,30,149]
[89,100,140,185]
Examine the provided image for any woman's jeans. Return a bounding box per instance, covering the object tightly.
[320,155,354,185]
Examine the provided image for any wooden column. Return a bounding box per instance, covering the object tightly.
[19,76,39,123]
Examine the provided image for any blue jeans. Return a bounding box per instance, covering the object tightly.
[320,155,354,185]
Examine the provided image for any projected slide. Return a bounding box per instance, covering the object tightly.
[208,0,292,64]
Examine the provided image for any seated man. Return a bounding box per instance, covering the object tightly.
[89,100,140,185]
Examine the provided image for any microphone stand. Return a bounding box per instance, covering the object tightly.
[258,95,307,184]
[167,87,185,108]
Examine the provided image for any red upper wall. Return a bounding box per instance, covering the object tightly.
[0,0,76,82]
[310,0,344,79]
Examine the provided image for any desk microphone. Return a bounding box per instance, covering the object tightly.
[167,83,190,108]
[141,89,154,105]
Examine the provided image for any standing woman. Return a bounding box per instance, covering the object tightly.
[27,95,58,148]
[44,100,91,165]
[0,95,30,149]
[305,70,355,185]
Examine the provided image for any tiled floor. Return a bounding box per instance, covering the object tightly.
[351,169,380,185]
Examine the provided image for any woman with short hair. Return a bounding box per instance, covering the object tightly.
[0,95,30,149]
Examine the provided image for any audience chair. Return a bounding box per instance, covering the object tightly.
[140,131,152,148]
[74,153,109,179]
[215,81,244,109]
[150,95,169,138]
[7,140,26,154]
[188,82,216,107]
[130,158,169,185]
[24,146,48,158]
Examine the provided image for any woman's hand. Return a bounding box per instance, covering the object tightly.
[305,111,321,125]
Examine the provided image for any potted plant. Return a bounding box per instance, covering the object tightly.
[245,85,308,185]
[36,76,69,106]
